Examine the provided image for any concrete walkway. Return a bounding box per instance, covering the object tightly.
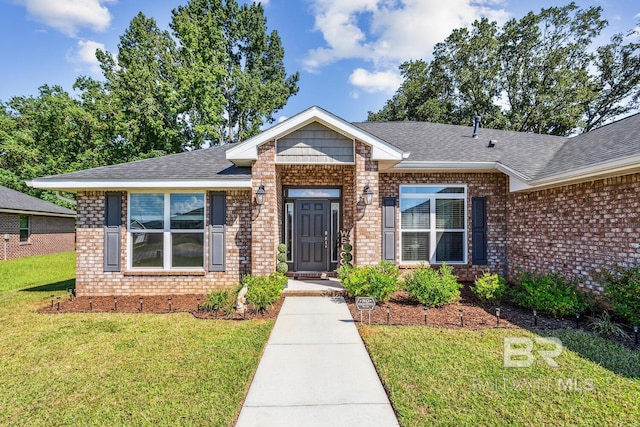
[235,296,399,427]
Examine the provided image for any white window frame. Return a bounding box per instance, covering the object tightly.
[127,191,206,271]
[399,185,467,265]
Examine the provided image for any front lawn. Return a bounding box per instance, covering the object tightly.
[0,252,273,426]
[360,326,640,426]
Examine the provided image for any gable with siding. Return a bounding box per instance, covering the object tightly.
[276,122,354,164]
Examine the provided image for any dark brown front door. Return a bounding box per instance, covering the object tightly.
[295,200,329,271]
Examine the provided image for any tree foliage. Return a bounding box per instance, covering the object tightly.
[0,0,299,204]
[370,2,640,135]
[170,0,299,144]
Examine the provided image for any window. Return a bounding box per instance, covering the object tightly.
[129,193,205,269]
[19,215,30,243]
[284,203,293,262]
[331,202,340,262]
[400,185,466,264]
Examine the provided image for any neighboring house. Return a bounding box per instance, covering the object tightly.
[29,106,640,296]
[0,185,76,260]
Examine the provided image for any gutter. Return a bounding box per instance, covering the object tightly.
[27,178,253,192]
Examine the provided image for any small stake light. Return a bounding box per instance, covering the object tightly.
[423,306,428,325]
[387,305,390,325]
[576,311,581,329]
[496,307,501,327]
[196,297,200,312]
[50,294,54,308]
[57,296,60,311]
[634,325,638,345]
[459,308,464,327]
[89,297,93,312]
[168,297,172,312]
[139,297,143,312]
[533,309,538,327]
[68,289,73,301]
[114,296,117,311]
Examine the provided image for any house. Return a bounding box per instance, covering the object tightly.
[0,185,76,260]
[29,106,640,296]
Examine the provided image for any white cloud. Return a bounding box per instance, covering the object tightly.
[66,39,105,75]
[303,0,510,93]
[19,0,114,37]
[349,68,402,94]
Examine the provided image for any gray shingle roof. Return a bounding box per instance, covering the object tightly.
[30,111,640,186]
[540,113,640,178]
[0,185,76,216]
[354,121,567,179]
[36,144,250,181]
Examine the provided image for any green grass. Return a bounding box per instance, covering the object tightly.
[0,252,273,426]
[360,326,640,427]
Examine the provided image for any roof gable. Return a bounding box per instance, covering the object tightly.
[226,106,406,166]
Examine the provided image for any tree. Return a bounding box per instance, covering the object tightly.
[370,2,640,135]
[170,0,299,145]
[0,85,103,204]
[96,12,184,155]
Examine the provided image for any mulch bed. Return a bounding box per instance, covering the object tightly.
[38,293,284,321]
[345,284,575,330]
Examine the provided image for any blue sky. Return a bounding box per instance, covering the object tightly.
[0,0,638,122]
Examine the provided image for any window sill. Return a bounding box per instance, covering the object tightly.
[399,262,467,268]
[19,242,32,246]
[124,270,206,277]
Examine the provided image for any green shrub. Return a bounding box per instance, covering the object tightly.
[337,261,399,302]
[403,263,462,307]
[588,311,630,339]
[472,271,507,304]
[277,252,288,263]
[244,272,287,313]
[277,243,287,253]
[202,287,240,318]
[509,271,588,317]
[594,264,640,325]
[276,262,288,274]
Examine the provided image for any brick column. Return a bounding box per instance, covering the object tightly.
[353,141,381,265]
[251,141,279,275]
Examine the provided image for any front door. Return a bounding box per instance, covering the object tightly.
[295,200,329,271]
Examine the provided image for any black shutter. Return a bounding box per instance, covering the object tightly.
[104,192,122,272]
[472,197,488,265]
[209,192,226,272]
[382,197,396,264]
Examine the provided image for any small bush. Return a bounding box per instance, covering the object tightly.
[276,262,288,274]
[202,287,239,318]
[509,271,588,317]
[244,272,287,313]
[403,263,462,307]
[277,243,287,253]
[472,271,507,304]
[594,264,640,325]
[588,311,630,339]
[337,261,399,303]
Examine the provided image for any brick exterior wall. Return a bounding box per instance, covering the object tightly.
[506,173,640,293]
[251,141,279,275]
[75,190,251,296]
[0,212,75,260]
[380,172,508,281]
[354,141,381,265]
